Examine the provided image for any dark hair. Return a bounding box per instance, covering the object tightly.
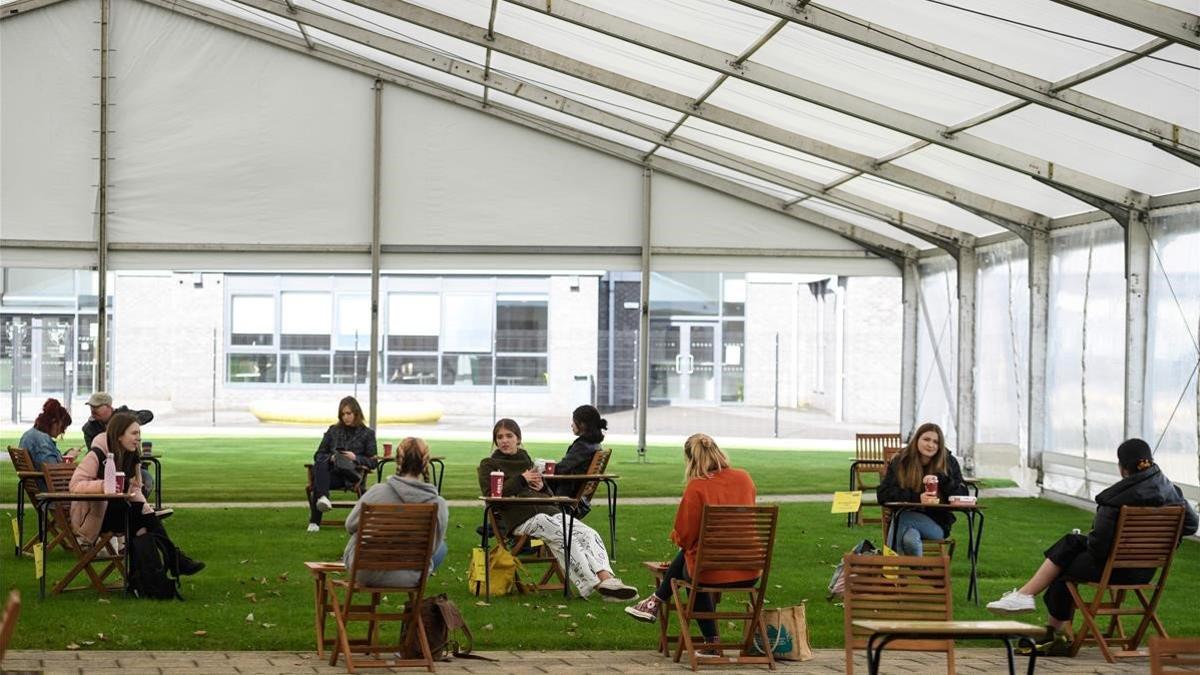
[492,418,522,446]
[105,411,141,478]
[397,437,430,477]
[34,398,72,435]
[894,422,948,492]
[337,396,365,428]
[572,405,607,443]
[1117,438,1154,474]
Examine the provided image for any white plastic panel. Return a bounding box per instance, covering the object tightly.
[894,145,1094,217]
[577,0,778,56]
[817,0,1165,82]
[655,148,802,201]
[673,118,854,186]
[0,0,99,244]
[1044,221,1126,499]
[971,105,1200,196]
[651,173,863,251]
[707,77,918,159]
[752,22,1015,126]
[975,240,1029,454]
[802,200,933,250]
[651,254,896,275]
[1072,45,1200,130]
[1145,204,1199,489]
[187,0,304,39]
[915,255,958,449]
[107,0,375,246]
[488,90,656,154]
[300,0,487,65]
[307,28,484,98]
[838,177,1007,237]
[380,85,643,247]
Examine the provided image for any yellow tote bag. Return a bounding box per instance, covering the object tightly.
[468,546,521,597]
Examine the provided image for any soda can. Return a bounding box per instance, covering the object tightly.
[544,460,556,476]
[489,471,505,497]
[923,474,939,494]
[115,471,127,494]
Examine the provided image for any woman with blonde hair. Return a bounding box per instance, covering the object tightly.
[625,434,756,653]
[343,437,448,586]
[876,422,968,556]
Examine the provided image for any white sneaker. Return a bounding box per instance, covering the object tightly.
[595,577,639,601]
[316,496,333,513]
[987,589,1036,615]
[306,523,320,533]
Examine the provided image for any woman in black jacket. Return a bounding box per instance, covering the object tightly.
[876,422,968,556]
[987,438,1198,654]
[549,405,607,518]
[308,396,378,532]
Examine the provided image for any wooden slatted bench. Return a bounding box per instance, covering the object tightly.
[853,620,1044,675]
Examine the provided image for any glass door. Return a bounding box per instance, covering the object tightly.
[682,323,717,404]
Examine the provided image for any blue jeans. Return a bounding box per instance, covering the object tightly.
[431,540,448,571]
[889,511,944,556]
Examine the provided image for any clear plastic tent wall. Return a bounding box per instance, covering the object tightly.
[1044,222,1129,500]
[916,255,957,450]
[1147,204,1200,495]
[975,240,1029,456]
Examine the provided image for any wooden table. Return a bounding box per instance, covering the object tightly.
[33,491,133,599]
[963,477,985,498]
[374,456,446,492]
[479,495,576,599]
[853,620,1044,675]
[884,501,986,604]
[541,473,620,560]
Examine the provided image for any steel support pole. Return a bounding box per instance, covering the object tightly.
[773,332,780,438]
[834,277,845,423]
[1124,208,1151,440]
[95,0,111,392]
[367,79,383,429]
[900,257,919,441]
[956,245,978,473]
[636,166,652,461]
[1027,229,1051,481]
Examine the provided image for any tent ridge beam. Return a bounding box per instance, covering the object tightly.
[1046,0,1200,50]
[501,0,1146,205]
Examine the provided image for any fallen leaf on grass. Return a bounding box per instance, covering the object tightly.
[482,624,494,631]
[80,641,95,646]
[66,643,80,650]
[96,633,107,641]
[556,604,568,609]
[193,630,208,637]
[245,593,257,603]
[278,571,289,581]
[475,601,490,607]
[97,598,110,604]
[585,613,597,620]
[245,613,255,623]
[556,613,571,618]
[239,559,250,565]
[261,623,276,629]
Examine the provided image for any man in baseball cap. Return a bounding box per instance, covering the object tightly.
[82,392,154,450]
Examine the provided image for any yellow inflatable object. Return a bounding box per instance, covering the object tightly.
[250,401,443,424]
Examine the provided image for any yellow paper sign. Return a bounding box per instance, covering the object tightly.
[830,491,863,514]
[33,542,44,579]
[9,517,18,548]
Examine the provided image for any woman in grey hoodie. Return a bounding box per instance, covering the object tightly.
[343,437,449,588]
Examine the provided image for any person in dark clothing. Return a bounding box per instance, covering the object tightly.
[876,422,968,556]
[549,404,608,518]
[81,391,154,450]
[308,396,378,532]
[987,438,1199,655]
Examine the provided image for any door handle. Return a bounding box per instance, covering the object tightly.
[686,354,696,374]
[674,354,684,374]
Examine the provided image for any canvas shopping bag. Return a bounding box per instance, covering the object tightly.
[467,546,521,597]
[750,604,813,661]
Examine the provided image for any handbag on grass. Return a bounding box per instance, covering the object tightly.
[750,604,813,661]
[467,546,521,597]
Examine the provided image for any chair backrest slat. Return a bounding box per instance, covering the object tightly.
[572,449,612,502]
[349,503,438,576]
[1107,506,1186,572]
[856,434,902,463]
[7,446,41,500]
[692,505,777,583]
[843,553,952,647]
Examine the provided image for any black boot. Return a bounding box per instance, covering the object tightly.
[176,551,206,576]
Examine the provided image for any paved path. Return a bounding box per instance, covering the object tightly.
[0,648,1147,674]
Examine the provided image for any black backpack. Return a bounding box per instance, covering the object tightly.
[128,530,182,600]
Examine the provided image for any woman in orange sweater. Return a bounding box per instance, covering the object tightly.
[625,433,757,649]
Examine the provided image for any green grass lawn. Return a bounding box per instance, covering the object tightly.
[1,499,1196,652]
[1,434,1012,503]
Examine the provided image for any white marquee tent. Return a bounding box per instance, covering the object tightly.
[1,0,1197,501]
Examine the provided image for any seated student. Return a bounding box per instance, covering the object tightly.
[81,392,155,498]
[547,404,607,518]
[343,437,448,586]
[309,396,378,532]
[477,418,636,601]
[987,438,1198,655]
[624,434,757,655]
[20,398,79,471]
[70,411,204,575]
[876,422,968,556]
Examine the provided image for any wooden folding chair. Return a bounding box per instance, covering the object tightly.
[485,506,566,595]
[1067,505,1187,662]
[852,434,901,526]
[304,561,345,658]
[670,504,778,672]
[8,446,67,556]
[561,448,611,515]
[40,464,126,596]
[1150,637,1200,674]
[327,503,438,673]
[0,590,20,664]
[842,552,954,675]
[305,461,368,528]
[880,504,955,559]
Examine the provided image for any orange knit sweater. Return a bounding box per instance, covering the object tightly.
[670,467,758,584]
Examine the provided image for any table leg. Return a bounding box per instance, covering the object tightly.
[561,506,573,599]
[605,478,617,562]
[888,506,908,552]
[15,478,24,557]
[481,506,491,602]
[432,459,444,494]
[153,458,162,510]
[37,499,48,599]
[1001,637,1016,675]
[124,504,133,596]
[865,632,888,675]
[1018,636,1037,675]
[847,462,858,527]
[969,510,985,605]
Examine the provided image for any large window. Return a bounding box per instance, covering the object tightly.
[226,275,550,388]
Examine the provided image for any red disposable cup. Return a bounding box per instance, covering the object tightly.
[490,471,504,497]
[923,474,939,494]
[383,443,393,458]
[115,471,126,494]
[543,461,556,476]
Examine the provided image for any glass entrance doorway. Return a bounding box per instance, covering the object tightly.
[651,320,719,405]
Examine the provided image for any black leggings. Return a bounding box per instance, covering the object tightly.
[654,550,748,640]
[100,500,165,538]
[309,460,356,525]
[1042,533,1154,622]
